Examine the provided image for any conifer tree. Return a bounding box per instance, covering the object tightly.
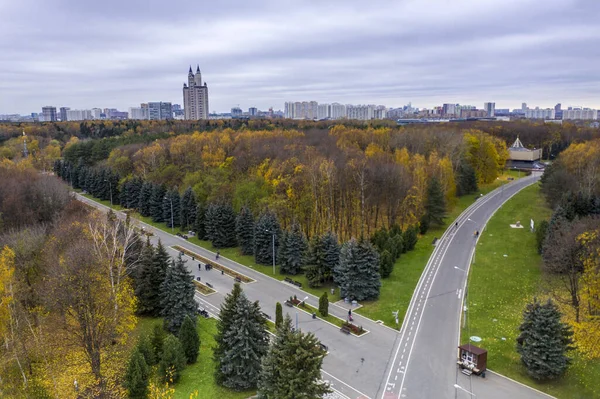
[178,315,200,364]
[127,178,143,211]
[160,254,198,333]
[257,315,331,399]
[180,187,197,230]
[322,231,341,281]
[119,180,130,209]
[134,241,158,314]
[138,181,154,217]
[211,203,237,248]
[319,292,329,317]
[379,249,394,278]
[425,177,447,226]
[204,203,218,242]
[403,226,418,251]
[124,347,149,399]
[214,283,244,384]
[254,211,281,266]
[334,238,381,301]
[151,324,166,361]
[236,206,255,255]
[456,161,478,196]
[219,293,270,390]
[279,222,307,275]
[192,202,206,239]
[150,183,167,222]
[163,189,181,228]
[137,334,156,366]
[275,302,283,328]
[516,298,574,380]
[158,335,187,383]
[387,234,404,260]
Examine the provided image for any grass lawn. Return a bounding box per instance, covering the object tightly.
[461,183,600,399]
[355,172,522,327]
[135,317,254,399]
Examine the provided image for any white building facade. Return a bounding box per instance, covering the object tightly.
[183,65,209,120]
[562,108,598,120]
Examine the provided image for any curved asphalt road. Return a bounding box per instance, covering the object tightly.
[378,173,554,399]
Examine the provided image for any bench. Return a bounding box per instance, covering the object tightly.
[284,277,294,284]
[318,343,328,352]
[340,326,351,335]
[293,280,303,288]
[234,276,242,283]
[262,312,271,320]
[206,282,214,288]
[285,300,294,307]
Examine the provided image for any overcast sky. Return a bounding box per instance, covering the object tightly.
[1,0,599,114]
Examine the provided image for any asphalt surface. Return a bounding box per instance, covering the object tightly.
[378,173,552,399]
[75,193,396,399]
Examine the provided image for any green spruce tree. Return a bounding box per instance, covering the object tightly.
[425,177,447,226]
[219,293,270,390]
[211,203,237,248]
[379,249,394,278]
[334,238,381,301]
[403,226,418,251]
[178,315,200,364]
[124,348,149,399]
[279,222,307,275]
[456,160,478,196]
[160,254,198,333]
[275,302,283,329]
[151,324,166,361]
[516,298,574,380]
[180,187,197,230]
[158,335,187,383]
[133,241,157,314]
[204,203,218,242]
[138,181,153,217]
[136,334,156,366]
[193,202,207,239]
[257,315,331,399]
[214,283,244,385]
[236,206,255,255]
[254,211,281,266]
[150,183,167,223]
[319,292,329,317]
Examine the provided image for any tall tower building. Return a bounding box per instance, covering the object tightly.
[183,65,209,120]
[483,102,495,117]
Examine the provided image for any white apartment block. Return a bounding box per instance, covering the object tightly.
[346,104,374,120]
[284,101,387,120]
[129,107,148,120]
[330,103,346,119]
[525,108,555,119]
[317,103,331,119]
[183,65,209,120]
[66,109,93,121]
[562,108,598,120]
[91,108,103,119]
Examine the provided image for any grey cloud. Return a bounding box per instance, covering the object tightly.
[1,0,600,114]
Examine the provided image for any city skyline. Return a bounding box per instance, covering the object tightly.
[2,0,600,114]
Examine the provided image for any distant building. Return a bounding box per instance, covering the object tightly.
[442,103,457,117]
[483,102,495,117]
[59,107,70,122]
[183,65,209,120]
[317,103,330,119]
[231,107,243,118]
[331,103,346,119]
[507,137,544,170]
[248,107,258,116]
[562,108,597,120]
[66,109,92,121]
[129,107,148,120]
[148,102,173,120]
[91,108,102,119]
[42,106,57,122]
[524,108,555,119]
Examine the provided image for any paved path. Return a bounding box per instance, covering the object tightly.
[377,173,553,399]
[75,193,394,399]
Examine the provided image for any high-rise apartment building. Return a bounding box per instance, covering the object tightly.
[330,103,346,119]
[248,107,257,116]
[129,107,148,120]
[66,109,92,121]
[42,106,57,122]
[183,65,209,120]
[148,102,173,120]
[562,108,597,120]
[317,103,330,119]
[59,107,70,121]
[91,108,103,119]
[524,108,555,119]
[483,102,495,117]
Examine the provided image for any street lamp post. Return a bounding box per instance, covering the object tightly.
[164,196,174,232]
[265,229,276,275]
[454,384,476,397]
[104,179,113,206]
